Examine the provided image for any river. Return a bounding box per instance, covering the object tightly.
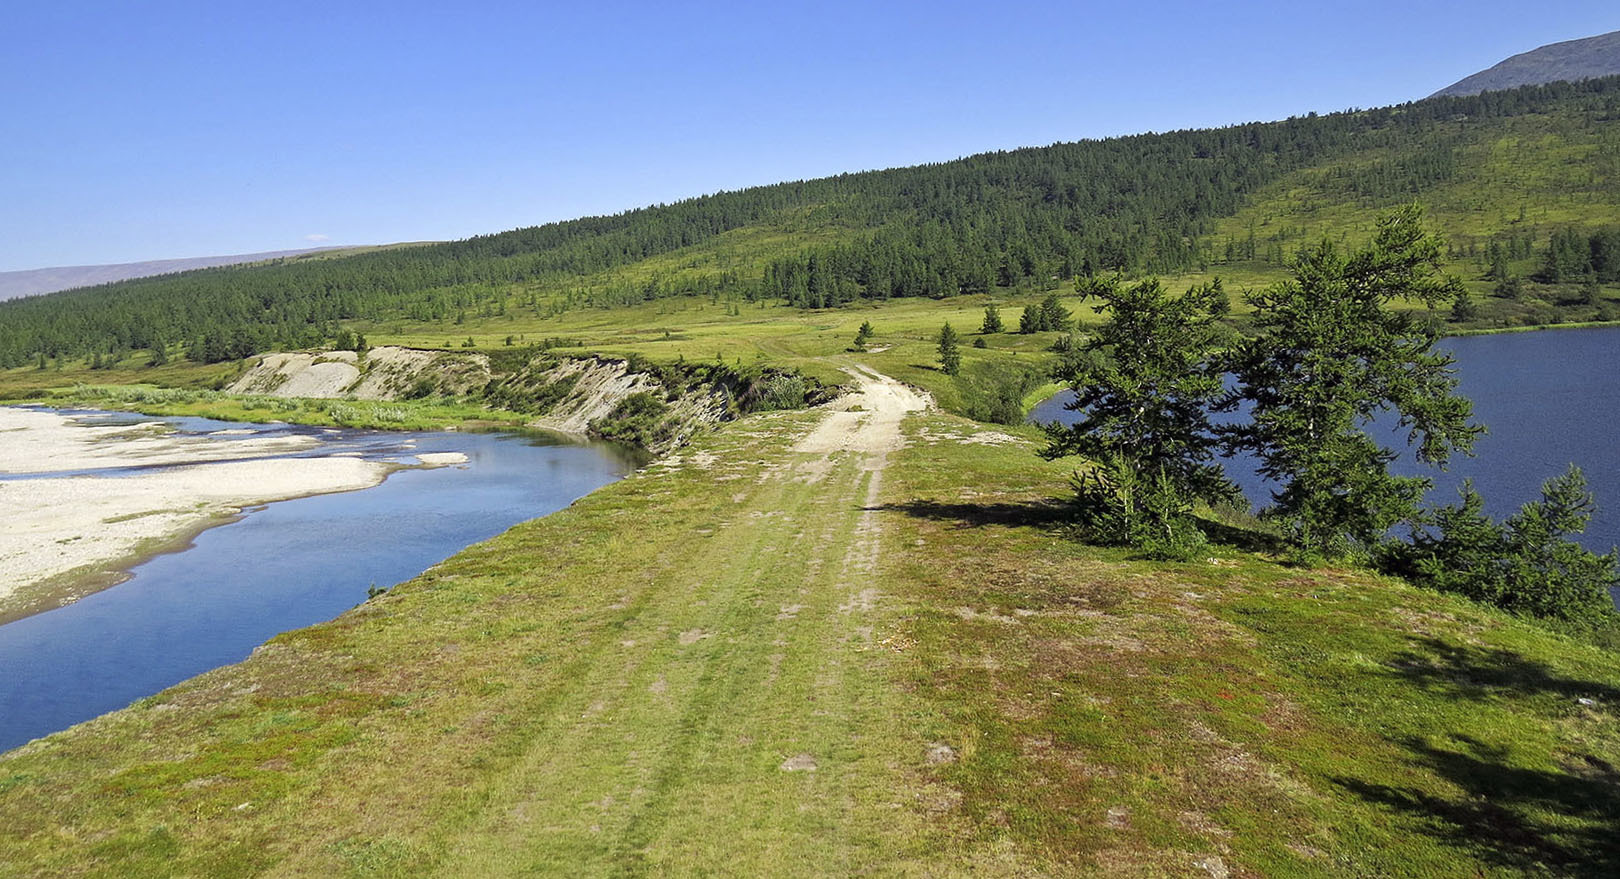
[1029,326,1620,555]
[0,411,635,752]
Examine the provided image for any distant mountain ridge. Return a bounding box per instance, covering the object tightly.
[0,247,348,301]
[1432,29,1620,97]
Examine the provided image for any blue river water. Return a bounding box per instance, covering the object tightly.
[0,410,636,752]
[1029,326,1620,555]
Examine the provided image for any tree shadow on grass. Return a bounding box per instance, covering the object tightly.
[874,498,1075,529]
[1333,638,1620,875]
[1385,636,1620,704]
[878,499,1293,560]
[1194,516,1288,556]
[1334,733,1620,876]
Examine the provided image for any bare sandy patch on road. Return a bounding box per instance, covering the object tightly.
[791,366,929,457]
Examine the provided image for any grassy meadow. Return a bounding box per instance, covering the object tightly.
[3,396,1617,876]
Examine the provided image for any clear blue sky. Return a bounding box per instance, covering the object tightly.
[3,0,1617,271]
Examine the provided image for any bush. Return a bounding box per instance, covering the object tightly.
[402,376,438,400]
[1069,456,1208,561]
[591,392,673,449]
[953,358,1044,425]
[1387,467,1620,623]
[324,403,362,424]
[750,374,807,412]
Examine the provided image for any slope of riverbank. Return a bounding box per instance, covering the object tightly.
[2,367,1616,876]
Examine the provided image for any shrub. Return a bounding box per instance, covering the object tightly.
[1069,456,1208,561]
[750,374,807,412]
[324,403,362,424]
[403,376,437,400]
[953,358,1044,425]
[1388,467,1620,623]
[591,392,673,449]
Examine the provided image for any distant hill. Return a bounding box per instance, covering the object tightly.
[1433,29,1620,97]
[0,247,349,301]
[3,76,1619,366]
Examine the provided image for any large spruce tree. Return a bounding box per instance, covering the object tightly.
[1222,205,1483,558]
[1043,278,1234,556]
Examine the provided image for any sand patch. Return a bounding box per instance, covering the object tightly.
[791,366,929,456]
[0,407,397,622]
[228,347,491,401]
[0,407,319,473]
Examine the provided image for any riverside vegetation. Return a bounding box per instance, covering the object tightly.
[2,81,1620,876]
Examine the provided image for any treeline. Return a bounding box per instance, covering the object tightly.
[1539,227,1620,283]
[3,77,1620,365]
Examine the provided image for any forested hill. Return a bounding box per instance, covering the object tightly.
[2,76,1619,367]
[1433,30,1620,98]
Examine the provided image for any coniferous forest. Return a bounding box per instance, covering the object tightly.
[2,76,1619,367]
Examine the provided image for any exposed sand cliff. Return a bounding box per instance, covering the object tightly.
[227,347,491,400]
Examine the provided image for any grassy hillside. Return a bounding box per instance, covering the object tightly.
[0,286,1083,427]
[4,77,1620,369]
[1165,102,1620,327]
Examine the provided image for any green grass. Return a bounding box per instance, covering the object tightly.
[3,395,1617,875]
[887,420,1620,875]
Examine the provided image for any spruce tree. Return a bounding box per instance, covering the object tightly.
[1038,292,1072,332]
[980,302,1003,334]
[1019,304,1041,334]
[1044,279,1234,556]
[1223,205,1482,558]
[937,323,961,375]
[852,320,874,351]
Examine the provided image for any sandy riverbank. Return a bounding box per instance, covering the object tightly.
[0,406,323,473]
[0,408,397,623]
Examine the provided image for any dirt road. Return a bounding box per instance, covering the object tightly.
[437,366,939,874]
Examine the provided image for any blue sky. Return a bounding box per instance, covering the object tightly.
[2,1,1617,271]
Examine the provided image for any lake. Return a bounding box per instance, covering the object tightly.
[1029,326,1620,555]
[0,411,636,752]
